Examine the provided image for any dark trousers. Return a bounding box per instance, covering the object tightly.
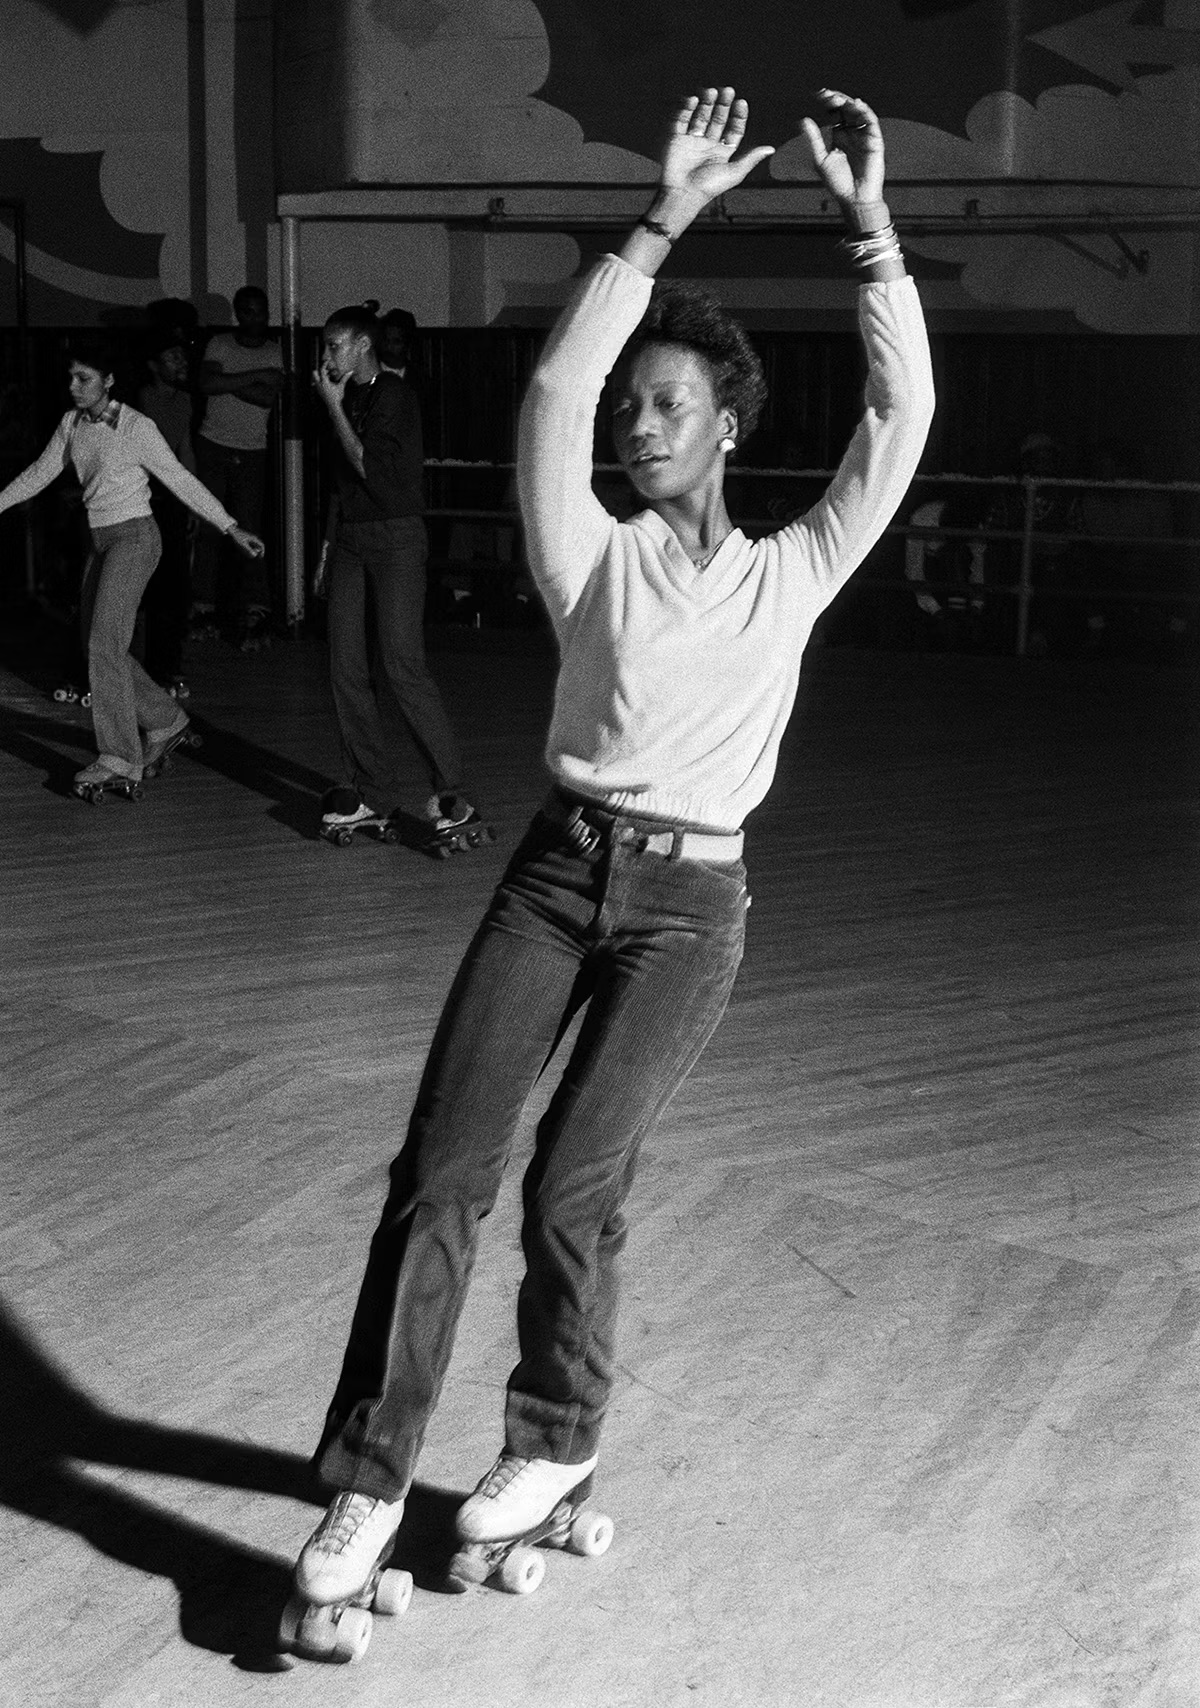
[192,436,270,614]
[142,494,191,683]
[327,516,462,809]
[315,809,748,1500]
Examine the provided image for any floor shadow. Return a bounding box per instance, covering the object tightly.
[0,698,332,832]
[0,704,97,795]
[181,717,333,839]
[0,1298,466,1668]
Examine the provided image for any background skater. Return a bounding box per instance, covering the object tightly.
[0,337,264,799]
[313,302,485,853]
[192,283,283,649]
[137,328,198,699]
[283,83,933,1651]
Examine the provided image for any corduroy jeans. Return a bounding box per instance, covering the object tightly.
[315,807,749,1498]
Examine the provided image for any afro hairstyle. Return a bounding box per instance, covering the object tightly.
[618,281,767,449]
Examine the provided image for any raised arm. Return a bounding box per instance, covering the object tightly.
[518,87,774,623]
[618,87,775,276]
[781,93,935,593]
[0,417,72,515]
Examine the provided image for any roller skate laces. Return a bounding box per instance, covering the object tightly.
[456,1452,598,1544]
[295,1490,406,1604]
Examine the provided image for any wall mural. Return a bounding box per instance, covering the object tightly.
[0,0,1194,330]
[296,0,1198,332]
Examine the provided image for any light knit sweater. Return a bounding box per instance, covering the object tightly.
[518,254,935,833]
[0,405,238,534]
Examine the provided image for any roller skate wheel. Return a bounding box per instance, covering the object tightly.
[336,831,353,847]
[331,1603,373,1663]
[382,824,400,844]
[499,1545,546,1596]
[432,841,452,860]
[291,1601,341,1661]
[129,784,144,801]
[278,1591,305,1652]
[372,1567,413,1617]
[568,1509,614,1558]
[446,1546,489,1590]
[81,693,92,708]
[53,686,76,703]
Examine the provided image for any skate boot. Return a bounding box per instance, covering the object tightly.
[280,1491,411,1666]
[447,1452,612,1596]
[319,785,398,846]
[238,606,272,653]
[72,760,143,805]
[421,792,496,860]
[142,714,203,779]
[186,602,220,642]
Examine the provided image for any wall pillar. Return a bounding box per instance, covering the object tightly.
[281,214,305,627]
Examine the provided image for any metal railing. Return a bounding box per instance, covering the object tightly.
[422,464,1200,657]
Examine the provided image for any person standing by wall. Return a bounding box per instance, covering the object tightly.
[377,307,417,378]
[192,284,283,649]
[0,337,264,798]
[137,329,196,698]
[312,303,483,851]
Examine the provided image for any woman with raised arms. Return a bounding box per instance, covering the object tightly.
[285,83,934,1642]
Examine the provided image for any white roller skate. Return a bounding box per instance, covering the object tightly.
[53,682,91,709]
[421,792,496,860]
[142,715,203,779]
[72,760,143,805]
[447,1452,613,1595]
[319,785,399,846]
[279,1491,411,1665]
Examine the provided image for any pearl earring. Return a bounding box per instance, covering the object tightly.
[719,437,736,453]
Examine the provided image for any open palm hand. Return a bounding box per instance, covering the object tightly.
[660,88,775,206]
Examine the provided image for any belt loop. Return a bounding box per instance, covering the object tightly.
[669,828,684,861]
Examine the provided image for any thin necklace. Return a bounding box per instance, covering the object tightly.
[691,534,728,571]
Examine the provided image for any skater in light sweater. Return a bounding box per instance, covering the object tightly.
[0,338,263,797]
[286,83,934,1638]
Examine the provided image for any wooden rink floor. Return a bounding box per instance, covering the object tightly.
[0,622,1197,1708]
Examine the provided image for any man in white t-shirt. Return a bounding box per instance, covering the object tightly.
[193,284,283,648]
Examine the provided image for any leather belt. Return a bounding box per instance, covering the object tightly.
[541,789,744,864]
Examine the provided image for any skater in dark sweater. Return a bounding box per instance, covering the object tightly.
[286,85,933,1639]
[312,303,482,849]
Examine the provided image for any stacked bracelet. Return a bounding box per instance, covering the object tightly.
[838,222,903,270]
